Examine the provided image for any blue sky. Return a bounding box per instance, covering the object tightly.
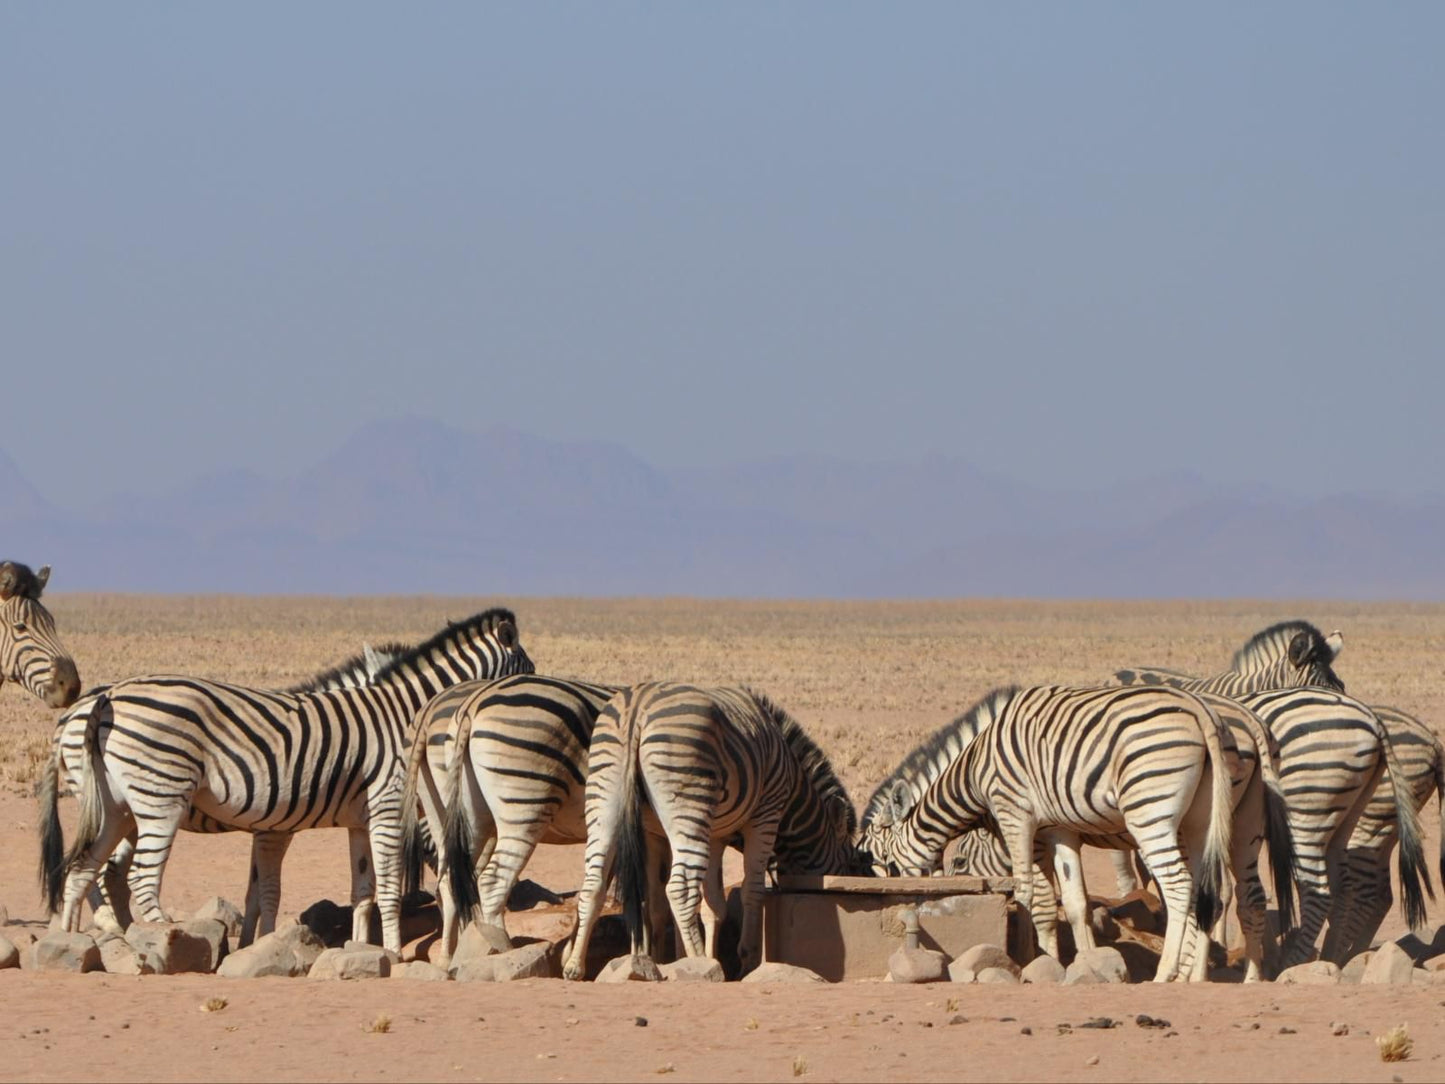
[4,3,1442,507]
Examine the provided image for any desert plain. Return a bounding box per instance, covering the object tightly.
[2,594,1444,1082]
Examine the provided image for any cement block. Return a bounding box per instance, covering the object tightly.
[762,882,1009,983]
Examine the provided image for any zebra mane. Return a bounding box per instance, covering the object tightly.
[749,688,856,835]
[371,607,519,681]
[861,686,1019,829]
[287,640,412,694]
[1230,620,1331,672]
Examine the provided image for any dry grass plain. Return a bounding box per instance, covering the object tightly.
[2,595,1445,1082]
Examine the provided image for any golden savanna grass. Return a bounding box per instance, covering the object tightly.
[3,595,1442,808]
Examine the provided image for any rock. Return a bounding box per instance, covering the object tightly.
[452,941,556,982]
[890,944,948,984]
[1341,951,1373,984]
[27,931,102,973]
[1412,968,1433,985]
[191,897,244,940]
[217,924,328,979]
[125,920,227,974]
[1064,947,1128,985]
[1089,904,1120,943]
[1361,942,1416,985]
[0,935,19,970]
[1063,965,1104,986]
[298,899,351,948]
[392,960,450,981]
[309,943,394,980]
[97,934,152,975]
[596,954,664,983]
[1021,955,1066,984]
[449,923,510,972]
[739,962,826,985]
[659,957,725,983]
[1276,961,1341,985]
[1424,955,1445,972]
[977,966,1020,984]
[950,943,1020,978]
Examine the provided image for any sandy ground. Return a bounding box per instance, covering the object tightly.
[2,596,1444,1081]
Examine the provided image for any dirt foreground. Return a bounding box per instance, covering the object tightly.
[2,595,1443,1082]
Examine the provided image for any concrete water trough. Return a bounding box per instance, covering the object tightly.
[761,874,1016,982]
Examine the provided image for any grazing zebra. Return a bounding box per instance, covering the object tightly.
[561,682,862,980]
[44,641,413,940]
[397,673,619,966]
[947,690,1299,980]
[41,608,533,953]
[1117,620,1443,960]
[859,684,1236,982]
[1110,622,1431,965]
[0,561,81,709]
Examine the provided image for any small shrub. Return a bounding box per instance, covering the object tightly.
[1377,1025,1412,1063]
[199,997,228,1013]
[364,1014,392,1035]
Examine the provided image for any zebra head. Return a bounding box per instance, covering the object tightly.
[856,779,937,877]
[1231,620,1345,692]
[0,561,81,708]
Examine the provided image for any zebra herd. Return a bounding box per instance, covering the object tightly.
[2,557,1439,984]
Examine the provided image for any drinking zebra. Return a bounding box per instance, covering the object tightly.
[41,607,533,953]
[0,560,80,709]
[1114,619,1440,961]
[561,682,863,980]
[945,689,1298,980]
[859,684,1236,982]
[397,673,619,967]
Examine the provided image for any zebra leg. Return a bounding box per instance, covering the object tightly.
[735,822,781,975]
[367,811,407,954]
[562,796,624,981]
[1227,780,1270,981]
[1133,828,1194,982]
[1110,849,1143,897]
[646,832,674,960]
[1027,864,1062,960]
[1321,841,1392,963]
[242,831,294,946]
[349,827,378,944]
[1044,832,1095,957]
[92,832,137,936]
[999,813,1040,961]
[60,812,134,933]
[124,805,191,925]
[700,838,728,960]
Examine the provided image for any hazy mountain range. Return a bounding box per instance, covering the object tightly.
[3,418,1441,598]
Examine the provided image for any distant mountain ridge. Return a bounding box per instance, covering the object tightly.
[4,418,1441,598]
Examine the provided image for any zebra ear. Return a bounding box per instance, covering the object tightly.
[495,619,518,649]
[0,563,16,600]
[363,643,384,677]
[1286,631,1314,667]
[1325,630,1343,661]
[34,565,50,594]
[888,780,914,824]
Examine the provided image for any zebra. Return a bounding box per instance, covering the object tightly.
[946,689,1298,980]
[858,684,1237,982]
[561,682,863,980]
[396,673,619,967]
[1116,619,1443,961]
[0,560,81,709]
[46,640,414,941]
[40,607,533,954]
[1110,622,1431,966]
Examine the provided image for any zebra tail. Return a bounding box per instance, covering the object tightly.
[1239,706,1299,932]
[1190,695,1234,935]
[617,706,649,955]
[62,692,109,879]
[441,719,482,928]
[398,725,431,900]
[1381,722,1431,929]
[38,739,66,914]
[1433,737,1445,891]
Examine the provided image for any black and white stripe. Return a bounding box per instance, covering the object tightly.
[858,684,1236,982]
[395,672,619,967]
[561,682,861,980]
[41,608,532,953]
[0,560,80,709]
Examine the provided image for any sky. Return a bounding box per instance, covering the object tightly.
[3,4,1442,508]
